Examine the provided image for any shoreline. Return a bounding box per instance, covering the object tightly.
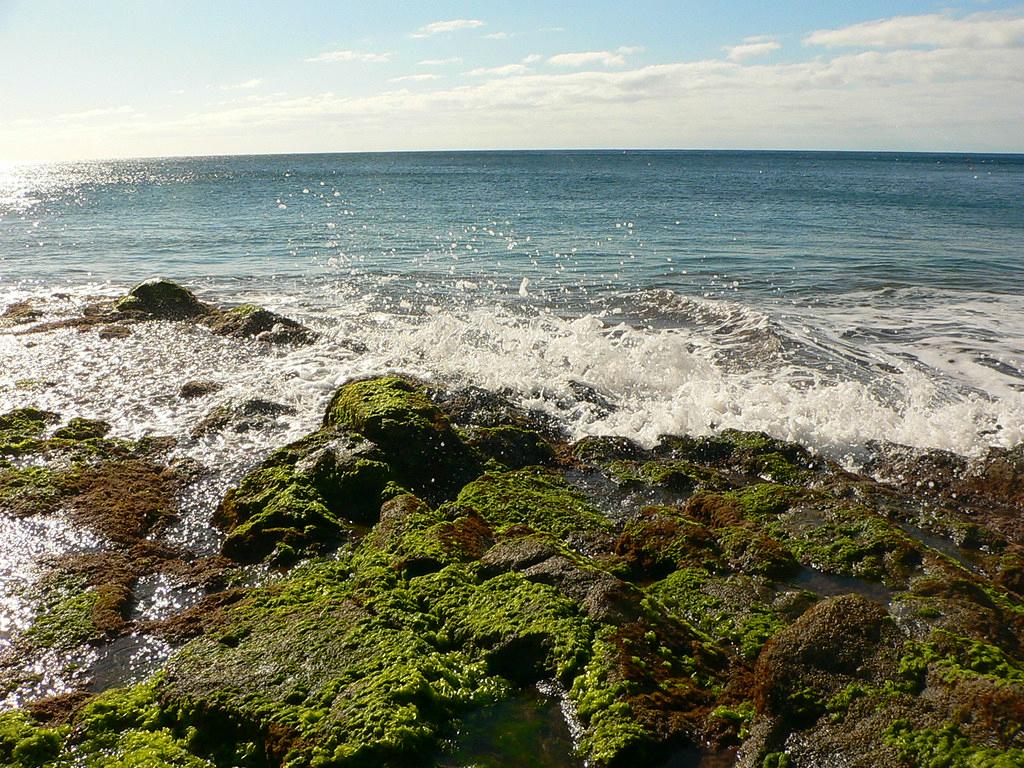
[1,281,1023,766]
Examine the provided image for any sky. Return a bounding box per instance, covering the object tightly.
[1,0,1023,161]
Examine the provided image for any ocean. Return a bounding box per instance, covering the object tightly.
[2,150,1024,753]
[1,149,1023,467]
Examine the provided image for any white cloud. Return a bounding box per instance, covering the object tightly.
[306,50,391,64]
[220,78,263,90]
[484,32,513,40]
[410,19,484,38]
[806,11,1024,49]
[418,57,462,66]
[467,64,530,77]
[389,74,442,83]
[548,46,641,68]
[725,39,781,62]
[55,105,135,122]
[522,54,544,64]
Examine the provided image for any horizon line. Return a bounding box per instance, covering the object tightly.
[6,146,1024,166]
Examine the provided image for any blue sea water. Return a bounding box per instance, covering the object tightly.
[1,150,1023,459]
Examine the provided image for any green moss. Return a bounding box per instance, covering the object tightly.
[226,303,261,317]
[0,466,67,515]
[605,459,729,492]
[569,633,650,765]
[426,567,594,682]
[729,483,804,520]
[0,408,58,455]
[155,557,521,767]
[365,495,493,574]
[762,752,793,768]
[24,575,100,650]
[326,376,441,433]
[709,701,755,739]
[459,425,555,470]
[324,376,481,502]
[716,525,798,579]
[0,711,64,767]
[749,452,809,485]
[614,507,720,577]
[778,505,920,582]
[444,467,610,540]
[900,630,1024,687]
[218,433,394,562]
[885,720,1024,767]
[825,682,869,721]
[648,569,788,660]
[51,418,111,442]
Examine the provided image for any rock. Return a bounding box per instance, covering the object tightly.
[0,300,42,327]
[216,430,392,562]
[97,324,131,339]
[51,418,111,441]
[191,398,296,436]
[460,424,556,469]
[113,279,208,319]
[178,380,223,399]
[480,535,562,575]
[753,595,891,723]
[202,304,316,344]
[325,376,482,503]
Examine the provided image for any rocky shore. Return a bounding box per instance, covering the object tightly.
[2,282,1024,767]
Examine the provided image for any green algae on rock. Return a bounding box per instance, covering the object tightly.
[4,375,1024,767]
[325,376,482,503]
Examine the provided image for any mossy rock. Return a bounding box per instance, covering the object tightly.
[0,408,58,454]
[460,425,556,470]
[443,466,611,541]
[613,506,720,578]
[202,304,316,344]
[113,279,208,319]
[0,710,64,767]
[717,525,799,579]
[51,418,111,442]
[364,494,495,575]
[649,568,793,660]
[325,376,482,503]
[605,458,731,493]
[218,432,393,562]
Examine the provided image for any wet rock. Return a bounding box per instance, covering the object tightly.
[572,435,647,464]
[481,535,562,575]
[201,303,317,344]
[113,278,208,319]
[191,398,296,437]
[614,506,719,578]
[178,380,223,399]
[566,380,618,417]
[97,324,131,340]
[216,430,392,562]
[431,384,565,442]
[367,494,495,575]
[964,444,1024,513]
[326,376,482,504]
[0,300,42,327]
[753,595,891,724]
[51,418,111,442]
[461,424,556,469]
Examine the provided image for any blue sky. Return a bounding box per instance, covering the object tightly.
[1,1,1022,160]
